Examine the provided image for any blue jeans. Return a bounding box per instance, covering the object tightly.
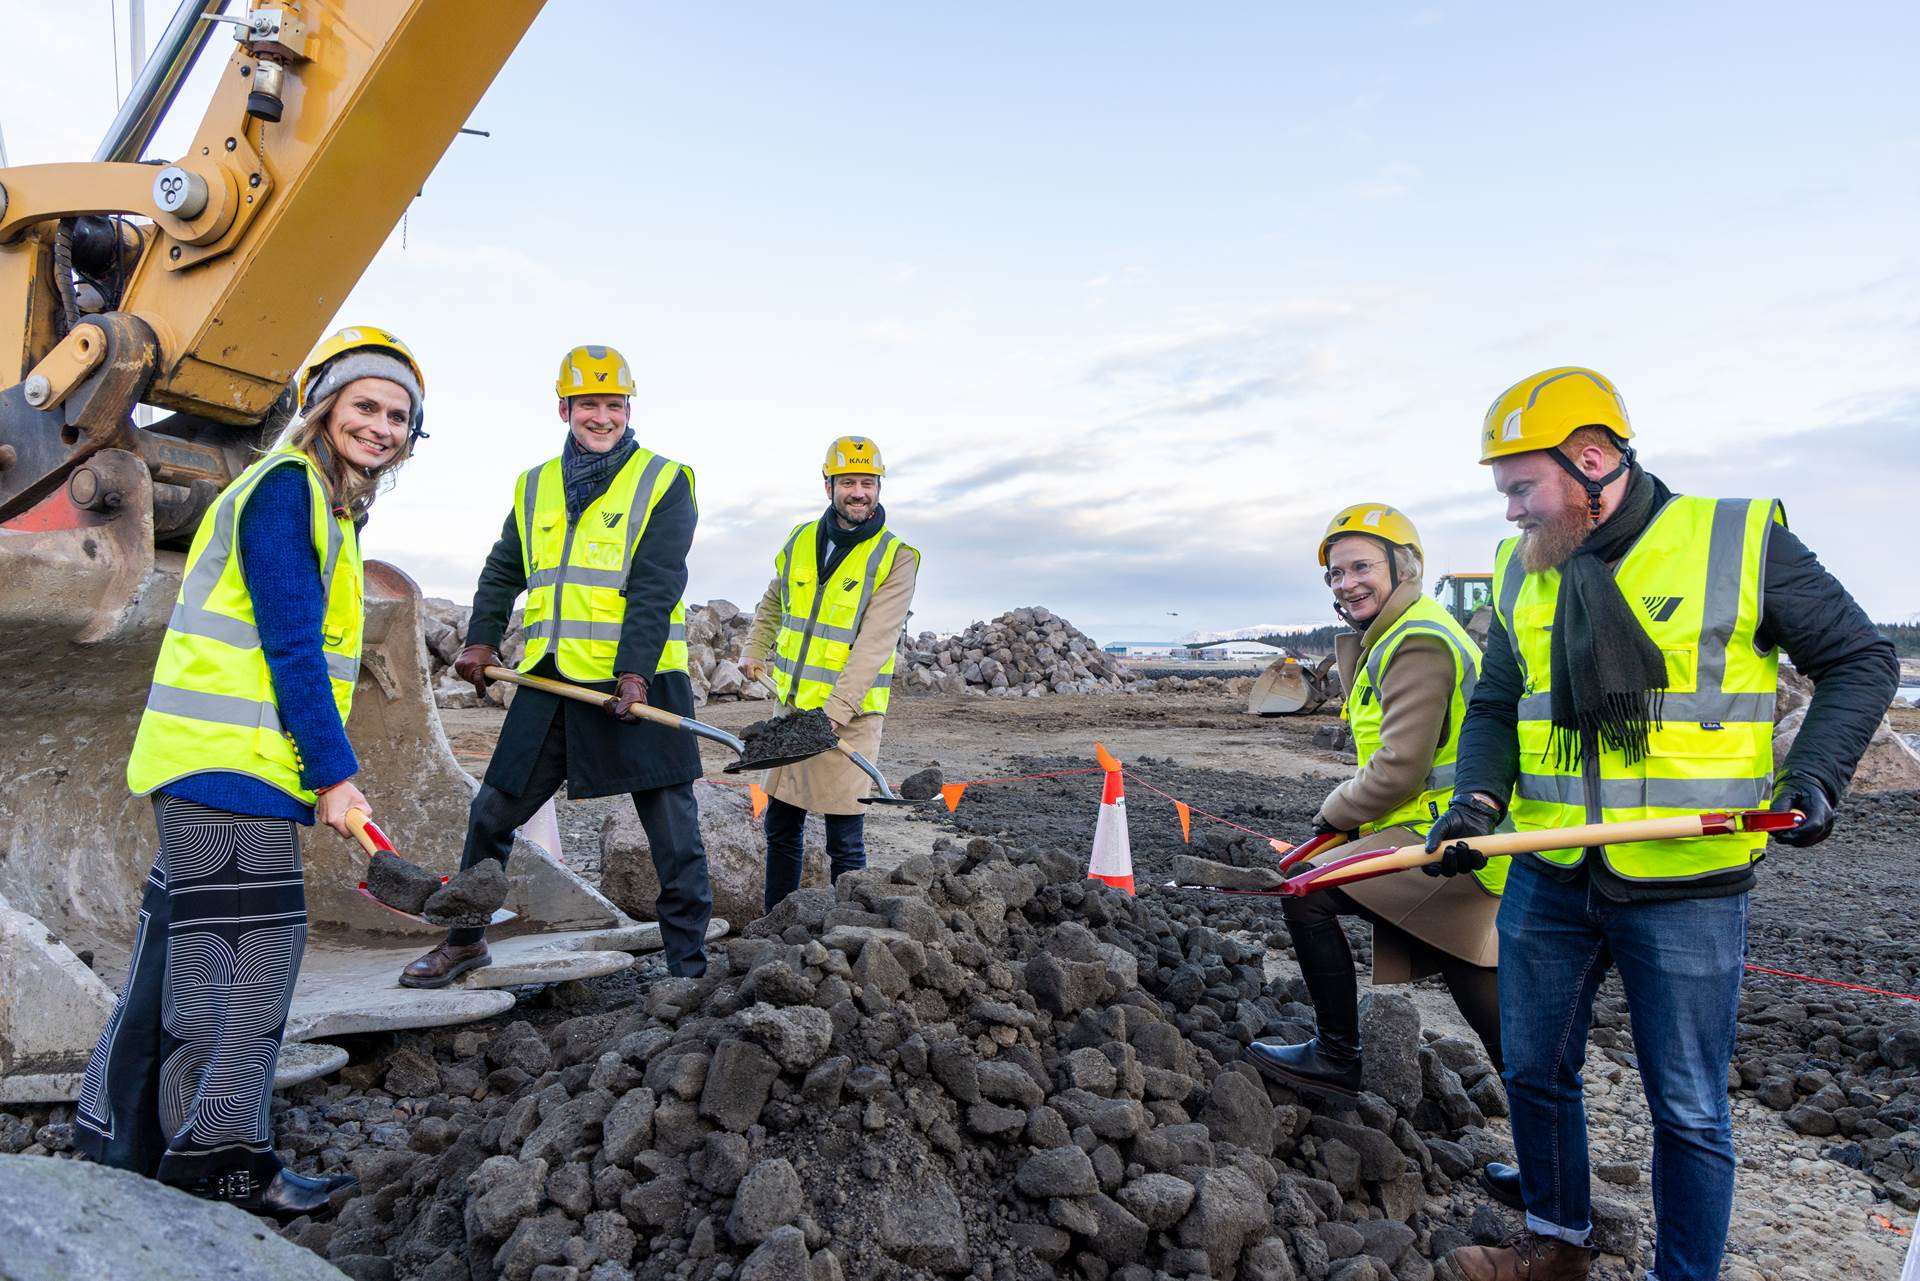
[1497,862,1748,1281]
[763,797,865,911]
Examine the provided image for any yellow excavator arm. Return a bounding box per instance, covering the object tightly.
[0,0,543,530]
[0,2,672,1107]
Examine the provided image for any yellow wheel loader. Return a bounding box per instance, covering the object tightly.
[0,0,696,1104]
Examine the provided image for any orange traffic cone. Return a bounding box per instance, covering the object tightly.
[1087,742,1135,895]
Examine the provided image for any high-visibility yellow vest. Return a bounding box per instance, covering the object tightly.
[514,448,691,683]
[1346,594,1508,895]
[1492,495,1783,881]
[127,448,362,805]
[771,518,912,715]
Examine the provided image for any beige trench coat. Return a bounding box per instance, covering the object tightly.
[742,536,919,816]
[1330,824,1501,983]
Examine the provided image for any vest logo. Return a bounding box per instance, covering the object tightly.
[600,511,621,529]
[1641,595,1684,623]
[1700,721,1724,731]
[841,576,858,592]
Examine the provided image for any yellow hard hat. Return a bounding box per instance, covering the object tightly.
[298,325,424,412]
[823,435,886,478]
[1320,502,1421,567]
[1480,366,1632,464]
[556,345,636,399]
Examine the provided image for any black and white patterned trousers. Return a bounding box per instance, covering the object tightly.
[74,794,307,1193]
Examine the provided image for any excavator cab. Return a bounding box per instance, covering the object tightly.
[1434,573,1494,649]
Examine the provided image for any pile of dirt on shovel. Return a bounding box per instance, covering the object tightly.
[736,709,840,769]
[267,832,1651,1281]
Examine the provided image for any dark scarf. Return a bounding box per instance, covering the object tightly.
[562,428,638,520]
[817,502,886,577]
[1548,464,1674,769]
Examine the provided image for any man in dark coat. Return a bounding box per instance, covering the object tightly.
[400,344,710,985]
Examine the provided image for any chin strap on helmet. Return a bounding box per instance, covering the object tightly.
[1548,434,1635,524]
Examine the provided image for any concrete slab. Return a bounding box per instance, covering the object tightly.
[274,1041,349,1090]
[0,892,115,1092]
[465,949,634,989]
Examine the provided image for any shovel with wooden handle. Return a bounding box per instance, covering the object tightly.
[1280,809,1804,897]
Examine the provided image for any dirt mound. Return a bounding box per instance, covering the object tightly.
[257,832,1568,1280]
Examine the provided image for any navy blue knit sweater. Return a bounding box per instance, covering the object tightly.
[163,463,359,823]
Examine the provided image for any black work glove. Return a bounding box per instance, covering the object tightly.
[604,672,650,720]
[1424,794,1501,851]
[1311,816,1353,841]
[453,644,501,694]
[1769,773,1835,847]
[1421,792,1502,873]
[1423,842,1490,878]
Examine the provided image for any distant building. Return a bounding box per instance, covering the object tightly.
[1187,640,1286,662]
[1102,640,1186,657]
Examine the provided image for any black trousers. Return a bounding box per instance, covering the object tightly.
[451,711,711,977]
[73,795,305,1195]
[762,797,866,912]
[1283,882,1505,1071]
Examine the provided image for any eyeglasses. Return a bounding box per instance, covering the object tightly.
[1323,559,1383,587]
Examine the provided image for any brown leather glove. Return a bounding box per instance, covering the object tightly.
[605,671,649,720]
[453,644,501,693]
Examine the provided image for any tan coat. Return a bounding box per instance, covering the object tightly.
[742,541,919,815]
[1312,582,1499,981]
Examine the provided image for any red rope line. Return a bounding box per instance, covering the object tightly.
[1128,774,1293,848]
[1743,964,1920,1003]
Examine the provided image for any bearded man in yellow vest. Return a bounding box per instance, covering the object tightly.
[1432,369,1898,1281]
[1242,503,1523,1209]
[403,345,711,986]
[740,437,918,910]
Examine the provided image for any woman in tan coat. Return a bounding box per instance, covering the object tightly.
[1242,503,1520,1205]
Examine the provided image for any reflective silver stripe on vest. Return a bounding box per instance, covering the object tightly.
[523,618,623,643]
[146,683,284,735]
[624,455,670,550]
[1497,540,1528,681]
[1517,689,1773,723]
[1360,617,1477,793]
[668,621,687,642]
[1515,772,1767,810]
[166,458,356,682]
[849,532,897,640]
[1694,497,1753,694]
[520,464,543,577]
[772,653,890,689]
[1426,762,1458,790]
[784,612,857,644]
[529,565,626,590]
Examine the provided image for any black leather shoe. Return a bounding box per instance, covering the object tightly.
[1481,1161,1524,1210]
[1241,1038,1362,1100]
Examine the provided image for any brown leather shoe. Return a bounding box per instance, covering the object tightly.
[1446,1231,1592,1281]
[399,940,490,989]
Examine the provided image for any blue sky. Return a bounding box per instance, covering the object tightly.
[5,2,1917,638]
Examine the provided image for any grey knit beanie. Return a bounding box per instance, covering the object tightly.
[305,350,423,428]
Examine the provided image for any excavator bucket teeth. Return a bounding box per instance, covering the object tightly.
[0,473,672,1100]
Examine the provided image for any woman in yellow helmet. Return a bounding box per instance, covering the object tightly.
[1242,503,1522,1208]
[74,327,425,1218]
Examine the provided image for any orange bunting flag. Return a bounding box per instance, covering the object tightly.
[747,784,769,819]
[1175,800,1191,844]
[940,783,967,812]
[1269,839,1293,857]
[1094,741,1122,773]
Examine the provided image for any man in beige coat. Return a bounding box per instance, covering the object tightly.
[741,436,919,910]
[1242,503,1522,1208]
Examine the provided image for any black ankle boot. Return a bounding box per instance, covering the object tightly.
[191,1167,358,1220]
[1247,914,1364,1098]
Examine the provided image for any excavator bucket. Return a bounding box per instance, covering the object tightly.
[0,467,703,1103]
[1247,656,1317,716]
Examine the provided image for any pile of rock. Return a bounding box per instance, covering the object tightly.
[420,599,778,711]
[269,833,1647,1281]
[1775,667,1920,791]
[895,607,1141,699]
